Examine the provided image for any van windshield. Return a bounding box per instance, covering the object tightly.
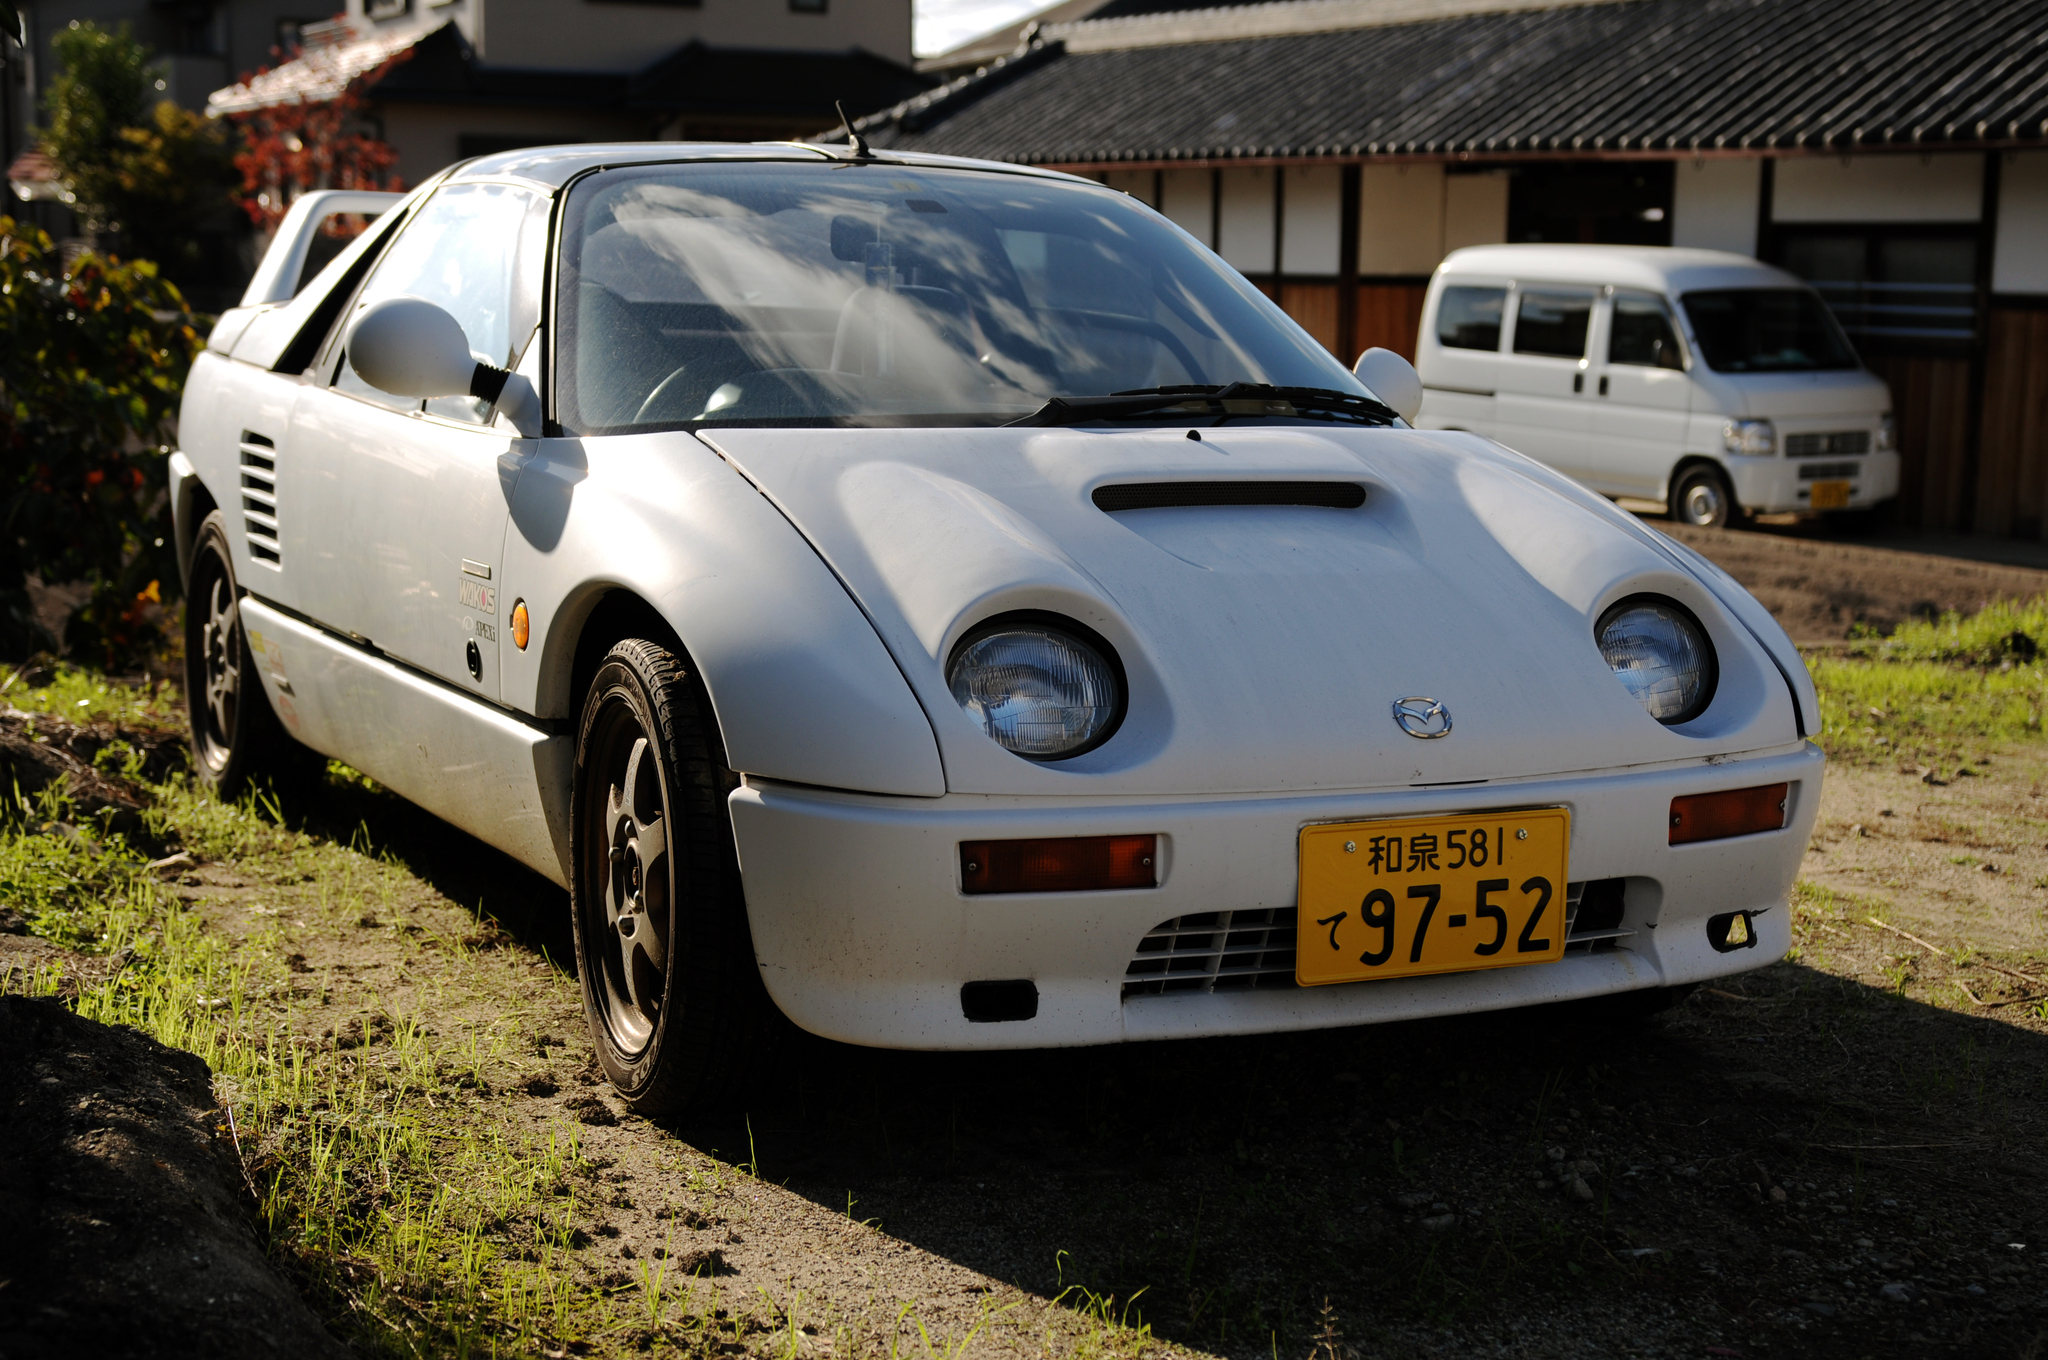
[1679,288,1860,373]
[555,161,1367,431]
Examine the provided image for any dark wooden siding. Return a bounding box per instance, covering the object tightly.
[1976,306,2048,539]
[1868,355,1975,530]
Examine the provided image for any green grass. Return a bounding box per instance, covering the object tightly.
[1809,596,2048,767]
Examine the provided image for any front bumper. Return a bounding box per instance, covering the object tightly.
[1725,451,1901,515]
[729,740,1823,1050]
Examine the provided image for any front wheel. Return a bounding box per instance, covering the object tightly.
[1669,466,1739,529]
[183,511,311,797]
[570,639,772,1115]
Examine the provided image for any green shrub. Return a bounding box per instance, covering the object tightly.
[0,216,200,662]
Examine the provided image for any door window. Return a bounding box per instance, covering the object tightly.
[1607,294,1685,369]
[1436,285,1506,350]
[335,181,544,422]
[1513,291,1593,358]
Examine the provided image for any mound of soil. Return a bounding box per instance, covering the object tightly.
[0,996,346,1359]
[0,707,185,834]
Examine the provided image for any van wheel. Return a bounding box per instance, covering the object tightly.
[1670,467,1738,529]
[183,511,313,798]
[570,639,772,1115]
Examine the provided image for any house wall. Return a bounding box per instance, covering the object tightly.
[1217,165,1275,274]
[1994,151,2048,294]
[379,101,645,185]
[1356,163,1444,274]
[422,0,916,69]
[1671,158,1759,255]
[1774,152,1983,223]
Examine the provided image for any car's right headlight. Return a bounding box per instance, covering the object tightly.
[947,617,1124,759]
[1722,419,1775,456]
[1596,598,1717,724]
[1875,413,1896,453]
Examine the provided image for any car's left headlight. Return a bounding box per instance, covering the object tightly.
[947,617,1124,759]
[1596,598,1717,724]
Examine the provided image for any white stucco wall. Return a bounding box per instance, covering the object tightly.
[1160,168,1214,248]
[1281,164,1343,275]
[1671,158,1760,255]
[1773,152,1983,223]
[1442,169,1509,255]
[1993,150,2048,295]
[1357,163,1445,274]
[349,0,915,68]
[1217,165,1276,274]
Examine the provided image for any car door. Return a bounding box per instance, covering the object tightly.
[1493,287,1595,477]
[1415,281,1507,436]
[277,181,549,702]
[1585,289,1692,497]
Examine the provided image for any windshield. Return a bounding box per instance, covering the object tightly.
[1679,288,1860,373]
[554,161,1369,432]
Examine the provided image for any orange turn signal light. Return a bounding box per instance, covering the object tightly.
[960,834,1157,895]
[511,599,530,651]
[1669,783,1789,845]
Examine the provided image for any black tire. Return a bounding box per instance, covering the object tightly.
[183,511,313,798]
[1669,466,1739,529]
[570,639,773,1115]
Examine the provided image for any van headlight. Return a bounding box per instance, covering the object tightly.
[1875,414,1896,453]
[1722,419,1775,456]
[1596,598,1716,725]
[947,618,1124,759]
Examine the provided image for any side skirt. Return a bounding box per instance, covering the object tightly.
[238,597,572,886]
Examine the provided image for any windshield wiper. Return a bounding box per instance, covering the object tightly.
[1008,382,1400,428]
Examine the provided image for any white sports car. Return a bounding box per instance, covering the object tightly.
[174,142,1821,1112]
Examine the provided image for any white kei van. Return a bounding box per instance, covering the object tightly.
[1413,245,1899,527]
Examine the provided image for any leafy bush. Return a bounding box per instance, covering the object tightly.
[38,21,236,275]
[1844,596,2048,668]
[0,216,200,662]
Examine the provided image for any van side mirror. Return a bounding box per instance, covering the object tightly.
[347,295,510,403]
[1353,347,1422,424]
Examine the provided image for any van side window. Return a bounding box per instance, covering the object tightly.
[1513,291,1592,359]
[1609,295,1684,370]
[1436,286,1506,350]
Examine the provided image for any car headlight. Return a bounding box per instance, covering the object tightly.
[1875,414,1896,453]
[1722,419,1775,456]
[1596,598,1716,725]
[947,618,1123,759]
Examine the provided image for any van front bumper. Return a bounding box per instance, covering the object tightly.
[729,741,1823,1051]
[1726,451,1901,515]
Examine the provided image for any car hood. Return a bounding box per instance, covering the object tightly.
[698,424,1801,797]
[1709,367,1891,420]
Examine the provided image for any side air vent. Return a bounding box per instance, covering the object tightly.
[239,432,280,566]
[1092,481,1366,512]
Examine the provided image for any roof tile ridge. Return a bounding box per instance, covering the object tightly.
[1048,0,1644,52]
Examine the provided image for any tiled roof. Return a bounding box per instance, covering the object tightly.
[206,21,424,115]
[628,43,932,119]
[856,0,2048,163]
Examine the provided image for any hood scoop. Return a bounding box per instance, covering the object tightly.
[1092,480,1366,512]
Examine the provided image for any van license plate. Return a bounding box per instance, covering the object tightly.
[1809,480,1851,510]
[1296,809,1570,986]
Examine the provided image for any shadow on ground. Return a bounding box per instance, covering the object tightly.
[279,776,2048,1358]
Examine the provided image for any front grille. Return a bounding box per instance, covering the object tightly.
[1119,878,1633,999]
[1122,907,1297,996]
[1784,431,1870,457]
[239,432,280,565]
[1093,481,1366,512]
[1798,461,1862,481]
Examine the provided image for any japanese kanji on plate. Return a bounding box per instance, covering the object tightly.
[1296,808,1572,986]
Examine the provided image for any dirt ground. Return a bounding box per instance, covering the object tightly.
[1657,520,2048,644]
[13,517,2048,1358]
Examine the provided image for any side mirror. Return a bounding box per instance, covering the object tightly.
[1353,346,1423,425]
[347,295,509,403]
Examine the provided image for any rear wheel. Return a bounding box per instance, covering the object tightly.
[570,639,771,1115]
[1669,466,1738,529]
[183,511,311,797]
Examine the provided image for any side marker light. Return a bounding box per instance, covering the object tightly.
[1669,783,1789,845]
[960,834,1157,895]
[511,599,529,651]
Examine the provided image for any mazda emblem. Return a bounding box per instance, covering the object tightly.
[1392,696,1452,739]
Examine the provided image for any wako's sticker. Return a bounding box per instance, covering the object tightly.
[459,578,496,615]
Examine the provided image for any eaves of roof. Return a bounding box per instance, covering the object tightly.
[851,0,2048,164]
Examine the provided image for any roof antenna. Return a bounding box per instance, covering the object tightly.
[835,99,872,161]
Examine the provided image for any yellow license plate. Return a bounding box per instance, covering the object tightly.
[1296,808,1571,986]
[1809,479,1851,509]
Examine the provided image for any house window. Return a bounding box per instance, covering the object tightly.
[1773,226,1979,352]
